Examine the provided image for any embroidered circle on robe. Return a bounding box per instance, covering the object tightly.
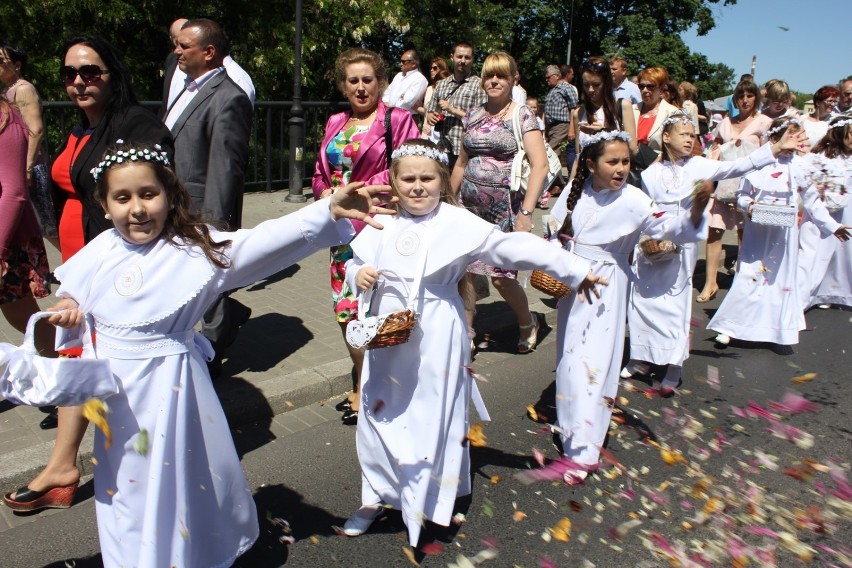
[115,264,144,296]
[395,230,420,256]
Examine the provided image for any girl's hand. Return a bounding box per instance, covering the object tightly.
[690,180,714,225]
[576,273,609,304]
[834,225,851,242]
[355,266,379,291]
[329,182,397,229]
[771,127,805,155]
[578,123,603,135]
[46,299,85,329]
[514,213,533,233]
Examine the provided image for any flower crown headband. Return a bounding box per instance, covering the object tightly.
[661,113,697,129]
[766,118,801,138]
[91,140,171,182]
[829,116,852,131]
[580,129,632,150]
[391,144,449,166]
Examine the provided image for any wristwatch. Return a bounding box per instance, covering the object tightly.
[520,209,533,216]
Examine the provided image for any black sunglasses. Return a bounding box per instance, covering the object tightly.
[60,64,110,86]
[582,60,608,73]
[638,82,658,91]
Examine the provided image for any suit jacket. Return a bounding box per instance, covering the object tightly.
[160,52,178,119]
[632,98,679,153]
[51,105,175,243]
[169,71,252,229]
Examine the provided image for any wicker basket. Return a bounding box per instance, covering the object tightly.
[366,309,417,349]
[751,203,796,228]
[530,269,572,298]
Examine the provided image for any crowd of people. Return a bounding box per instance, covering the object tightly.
[0,21,850,566]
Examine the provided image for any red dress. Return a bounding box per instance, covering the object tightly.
[50,130,92,262]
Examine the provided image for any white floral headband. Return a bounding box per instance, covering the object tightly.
[580,129,632,150]
[661,113,696,129]
[91,140,171,182]
[829,116,852,130]
[766,118,802,138]
[391,144,449,166]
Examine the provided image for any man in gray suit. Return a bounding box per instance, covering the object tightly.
[165,18,253,375]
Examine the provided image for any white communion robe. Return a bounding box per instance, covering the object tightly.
[345,203,590,546]
[54,199,352,568]
[627,145,774,366]
[553,180,707,466]
[797,153,852,310]
[708,155,807,345]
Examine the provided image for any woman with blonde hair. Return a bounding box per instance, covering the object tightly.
[451,51,549,353]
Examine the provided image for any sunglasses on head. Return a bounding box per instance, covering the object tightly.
[582,60,607,73]
[60,64,109,86]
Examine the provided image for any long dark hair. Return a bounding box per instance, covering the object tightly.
[95,143,232,268]
[61,36,138,127]
[581,57,617,130]
[812,115,851,159]
[558,134,628,239]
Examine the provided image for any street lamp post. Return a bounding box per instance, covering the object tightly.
[286,0,307,203]
[566,0,575,65]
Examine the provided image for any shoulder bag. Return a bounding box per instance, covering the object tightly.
[510,104,563,194]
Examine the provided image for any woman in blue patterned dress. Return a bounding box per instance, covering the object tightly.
[450,52,550,353]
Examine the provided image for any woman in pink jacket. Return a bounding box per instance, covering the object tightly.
[312,48,419,425]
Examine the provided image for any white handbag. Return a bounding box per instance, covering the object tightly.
[751,203,797,227]
[0,311,117,406]
[510,104,563,194]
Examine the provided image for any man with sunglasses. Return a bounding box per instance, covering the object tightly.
[543,64,579,174]
[382,49,428,113]
[165,18,253,377]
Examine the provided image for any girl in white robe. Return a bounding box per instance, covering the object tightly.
[338,140,604,546]
[529,131,711,485]
[797,116,852,310]
[43,143,390,568]
[623,112,788,393]
[708,118,811,346]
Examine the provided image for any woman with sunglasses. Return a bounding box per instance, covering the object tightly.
[418,58,450,137]
[569,57,637,179]
[3,35,173,514]
[803,85,841,149]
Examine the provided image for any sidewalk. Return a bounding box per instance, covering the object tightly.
[0,190,561,491]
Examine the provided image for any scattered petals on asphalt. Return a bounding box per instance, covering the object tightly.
[420,541,444,556]
[791,372,817,383]
[465,423,487,447]
[548,517,571,542]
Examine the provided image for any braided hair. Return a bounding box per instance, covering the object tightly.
[558,133,629,239]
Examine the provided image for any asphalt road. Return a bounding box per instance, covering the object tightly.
[1,306,850,567]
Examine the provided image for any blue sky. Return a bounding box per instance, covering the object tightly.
[681,0,847,94]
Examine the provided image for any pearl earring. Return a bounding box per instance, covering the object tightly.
[104,213,112,220]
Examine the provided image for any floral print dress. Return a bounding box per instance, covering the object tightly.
[327,125,370,322]
[460,105,539,277]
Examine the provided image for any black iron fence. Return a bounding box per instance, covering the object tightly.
[41,100,352,192]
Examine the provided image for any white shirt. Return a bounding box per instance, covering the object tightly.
[167,55,256,110]
[382,69,428,111]
[613,79,641,105]
[165,67,223,129]
[512,85,527,105]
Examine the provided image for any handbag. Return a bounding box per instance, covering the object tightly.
[0,311,117,406]
[714,140,759,202]
[510,104,563,194]
[751,203,797,227]
[346,221,432,350]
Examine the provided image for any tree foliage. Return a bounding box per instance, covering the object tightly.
[1,0,737,103]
